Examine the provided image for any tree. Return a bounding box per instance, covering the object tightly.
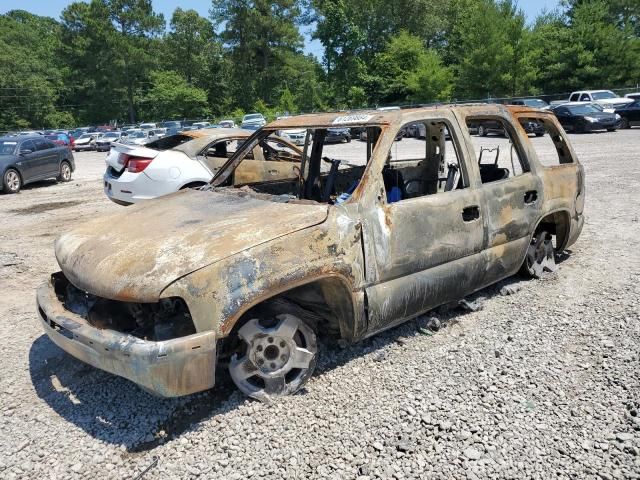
[211,0,305,109]
[372,31,453,105]
[0,11,69,130]
[532,1,640,93]
[142,71,210,119]
[165,8,214,85]
[60,0,164,124]
[446,0,538,99]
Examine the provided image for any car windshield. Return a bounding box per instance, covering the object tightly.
[103,132,119,138]
[79,134,93,139]
[0,141,17,154]
[130,131,146,138]
[243,114,263,122]
[568,104,602,115]
[208,125,381,205]
[591,91,617,100]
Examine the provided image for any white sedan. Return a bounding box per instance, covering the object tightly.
[103,129,302,205]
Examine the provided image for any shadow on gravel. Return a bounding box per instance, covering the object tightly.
[29,334,244,453]
[28,273,544,453]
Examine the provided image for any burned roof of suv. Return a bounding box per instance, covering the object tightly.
[267,104,548,129]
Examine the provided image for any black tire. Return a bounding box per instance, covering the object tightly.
[535,132,544,137]
[621,117,630,129]
[345,135,351,143]
[607,128,616,132]
[58,161,72,182]
[3,168,22,194]
[478,124,487,137]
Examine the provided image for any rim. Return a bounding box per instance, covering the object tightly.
[61,163,71,180]
[478,125,485,136]
[229,313,317,401]
[5,170,20,191]
[525,231,556,278]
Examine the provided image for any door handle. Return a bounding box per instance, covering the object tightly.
[524,190,538,204]
[462,205,480,222]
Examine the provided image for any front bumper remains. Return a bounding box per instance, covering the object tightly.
[36,278,216,397]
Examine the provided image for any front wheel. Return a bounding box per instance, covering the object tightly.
[478,125,487,137]
[58,161,72,182]
[229,312,317,401]
[3,168,22,193]
[621,117,630,129]
[520,230,557,278]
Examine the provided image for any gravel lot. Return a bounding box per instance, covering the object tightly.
[0,130,639,480]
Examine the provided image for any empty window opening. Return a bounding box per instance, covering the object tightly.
[518,116,575,166]
[382,120,466,203]
[466,117,529,184]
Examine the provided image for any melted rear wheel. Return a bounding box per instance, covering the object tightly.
[521,230,557,278]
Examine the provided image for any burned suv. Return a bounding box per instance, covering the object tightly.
[37,105,584,400]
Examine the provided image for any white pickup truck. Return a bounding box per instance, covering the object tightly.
[568,90,633,111]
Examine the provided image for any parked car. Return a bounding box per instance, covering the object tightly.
[241,113,267,129]
[624,92,640,100]
[510,98,549,109]
[139,122,157,130]
[121,130,157,146]
[191,122,211,129]
[568,90,633,111]
[37,105,584,400]
[552,102,618,133]
[95,131,124,152]
[325,127,351,143]
[103,129,302,205]
[278,128,306,145]
[160,121,182,136]
[468,119,545,137]
[44,133,71,146]
[74,133,101,151]
[1,136,74,193]
[219,120,237,128]
[614,100,640,129]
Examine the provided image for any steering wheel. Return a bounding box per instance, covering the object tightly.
[404,179,422,196]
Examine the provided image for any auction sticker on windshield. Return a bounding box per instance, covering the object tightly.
[333,114,373,125]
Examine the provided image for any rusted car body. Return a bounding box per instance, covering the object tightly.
[36,105,584,399]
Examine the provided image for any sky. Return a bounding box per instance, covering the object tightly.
[1,0,562,58]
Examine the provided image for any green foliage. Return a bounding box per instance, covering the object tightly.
[277,87,297,114]
[1,0,638,131]
[0,11,64,131]
[142,71,210,120]
[372,31,453,105]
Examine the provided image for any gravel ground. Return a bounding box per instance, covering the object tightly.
[0,131,639,479]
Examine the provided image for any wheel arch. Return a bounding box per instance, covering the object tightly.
[221,274,359,342]
[532,209,572,251]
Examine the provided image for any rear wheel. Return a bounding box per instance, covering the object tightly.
[478,124,487,137]
[3,168,22,193]
[58,161,72,182]
[229,311,317,401]
[621,117,630,129]
[520,230,557,279]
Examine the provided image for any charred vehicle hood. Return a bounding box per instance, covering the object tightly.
[55,189,328,302]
